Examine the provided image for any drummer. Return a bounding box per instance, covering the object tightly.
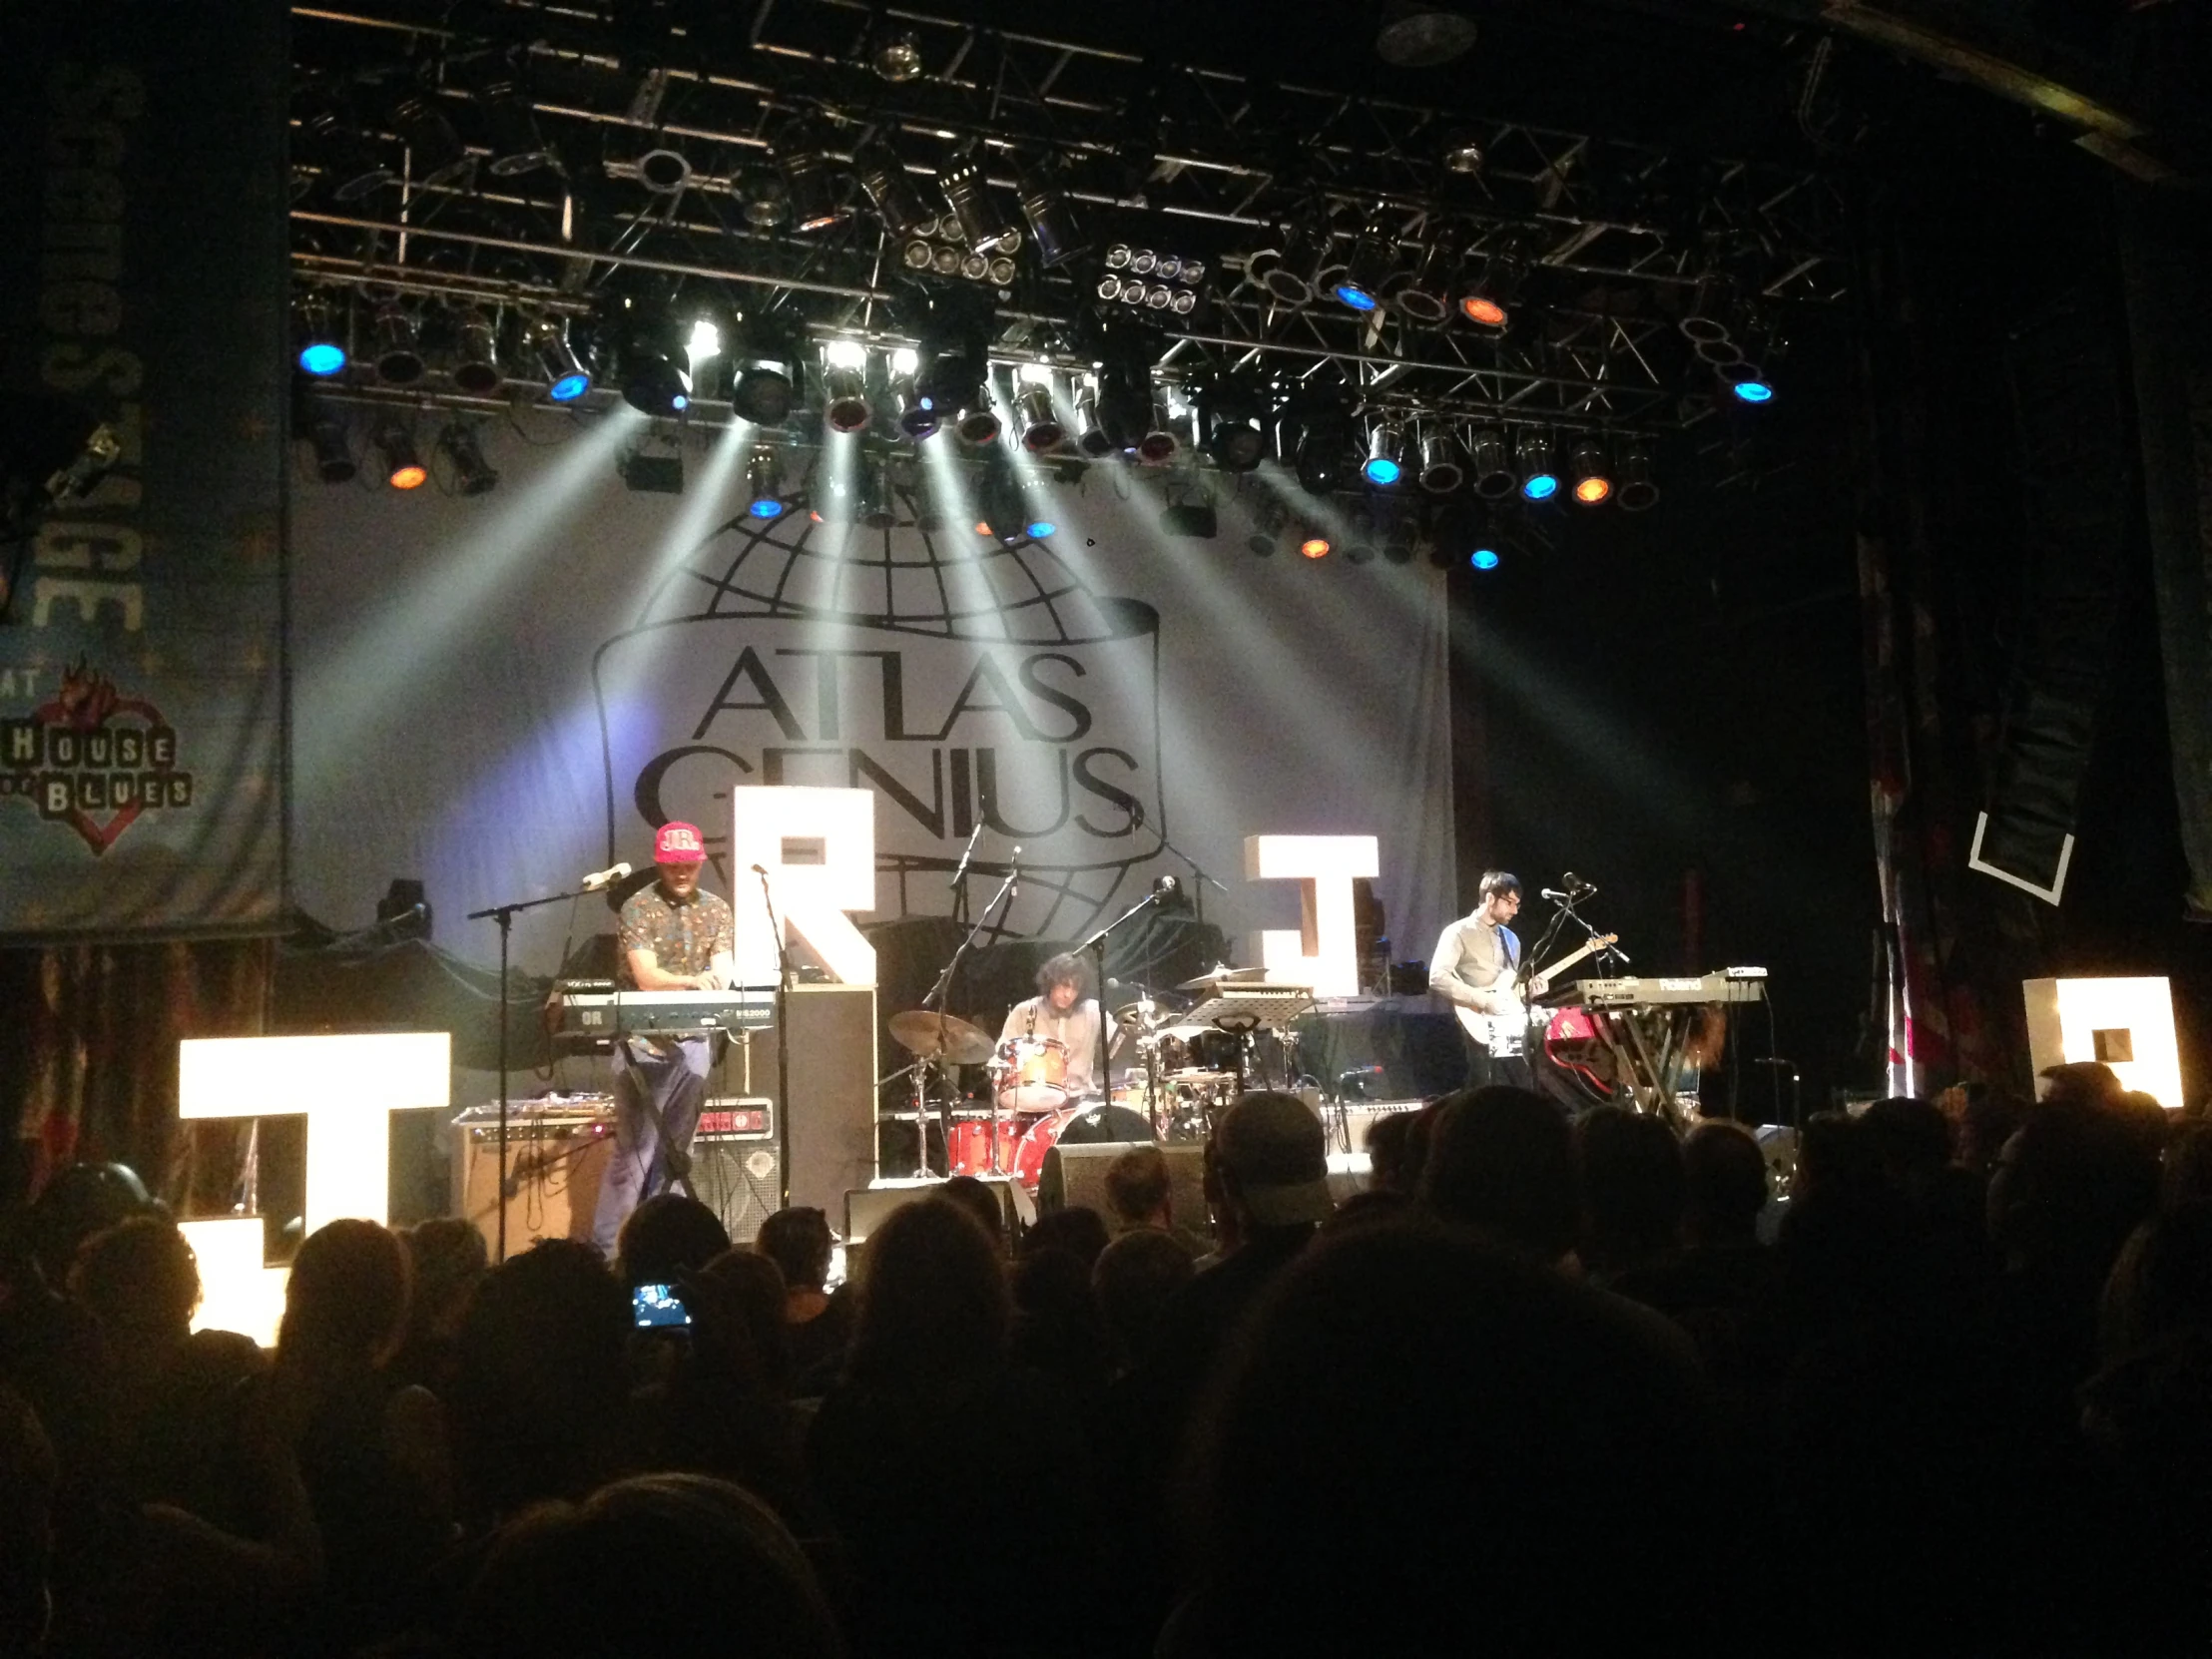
[1000,952,1105,1100]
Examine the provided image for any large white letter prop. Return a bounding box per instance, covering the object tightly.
[729,786,877,985]
[178,1032,450,1345]
[1243,834,1379,999]
[2022,976,2185,1108]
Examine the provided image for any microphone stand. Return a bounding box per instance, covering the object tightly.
[1150,831,1229,926]
[947,821,983,928]
[918,857,1021,1178]
[466,883,595,1262]
[1079,879,1179,1137]
[754,868,797,1208]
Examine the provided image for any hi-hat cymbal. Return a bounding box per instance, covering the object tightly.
[886,1009,995,1065]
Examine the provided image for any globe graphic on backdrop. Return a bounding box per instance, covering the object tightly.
[597,472,1171,941]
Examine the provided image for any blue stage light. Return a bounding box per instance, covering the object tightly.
[1521,472,1557,501]
[549,371,591,402]
[298,340,346,376]
[1334,280,1380,311]
[749,496,785,519]
[1471,547,1500,569]
[1025,518,1056,539]
[1363,455,1401,485]
[1731,377,1773,403]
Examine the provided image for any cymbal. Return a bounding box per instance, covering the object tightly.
[1175,963,1268,991]
[886,1009,995,1065]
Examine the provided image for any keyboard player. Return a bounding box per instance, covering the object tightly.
[591,820,737,1257]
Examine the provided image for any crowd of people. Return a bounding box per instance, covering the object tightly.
[4,1060,2212,1656]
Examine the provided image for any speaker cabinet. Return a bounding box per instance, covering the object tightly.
[1038,1141,1209,1238]
[693,1135,783,1244]
[721,985,878,1219]
[456,1121,613,1256]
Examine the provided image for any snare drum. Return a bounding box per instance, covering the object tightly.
[995,1037,1069,1113]
[944,1113,1024,1178]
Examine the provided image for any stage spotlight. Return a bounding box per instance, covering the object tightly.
[1571,439,1612,505]
[871,23,923,81]
[1468,427,1515,499]
[1441,129,1485,175]
[729,324,798,424]
[1417,428,1462,493]
[939,152,1020,256]
[619,301,692,416]
[1200,381,1267,471]
[438,422,499,495]
[1016,383,1064,453]
[534,318,592,402]
[1248,495,1288,557]
[1679,275,1736,348]
[774,119,847,233]
[894,375,939,439]
[295,296,346,376]
[1516,430,1558,501]
[855,142,932,239]
[478,74,556,177]
[1095,355,1155,454]
[300,394,355,482]
[1137,394,1183,465]
[1245,225,1319,306]
[372,302,424,384]
[1454,245,1523,329]
[1363,423,1404,487]
[1383,512,1417,564]
[389,94,474,190]
[1722,361,1774,403]
[1020,475,1058,540]
[859,451,899,527]
[741,168,789,227]
[451,308,502,395]
[1471,545,1500,570]
[1334,216,1394,312]
[1071,381,1111,457]
[822,339,870,434]
[956,404,1001,445]
[1017,166,1088,270]
[1393,234,1455,324]
[914,307,988,429]
[746,446,786,518]
[1616,439,1659,512]
[1295,408,1354,494]
[374,420,425,490]
[1343,506,1378,564]
[1299,530,1332,559]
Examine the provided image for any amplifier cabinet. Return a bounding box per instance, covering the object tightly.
[720,985,878,1219]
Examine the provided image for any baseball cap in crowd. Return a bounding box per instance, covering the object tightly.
[655,822,707,863]
[1213,1092,1334,1227]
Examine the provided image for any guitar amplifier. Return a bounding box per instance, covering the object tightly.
[693,1131,782,1244]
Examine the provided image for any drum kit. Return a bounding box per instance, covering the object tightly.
[880,965,1309,1191]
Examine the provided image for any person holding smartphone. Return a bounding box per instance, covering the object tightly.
[591,822,737,1257]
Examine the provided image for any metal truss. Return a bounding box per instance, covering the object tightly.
[288,0,1847,434]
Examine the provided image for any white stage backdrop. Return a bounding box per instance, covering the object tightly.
[289,409,1454,984]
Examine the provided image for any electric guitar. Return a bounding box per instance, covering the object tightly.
[1453,934,1620,1057]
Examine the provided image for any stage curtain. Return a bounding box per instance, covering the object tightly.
[0,938,273,1212]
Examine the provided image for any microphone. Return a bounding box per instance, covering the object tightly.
[1539,887,1573,901]
[1563,870,1597,897]
[948,821,983,890]
[1151,873,1181,900]
[750,863,769,875]
[580,861,632,891]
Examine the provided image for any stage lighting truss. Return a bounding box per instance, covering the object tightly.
[290,0,1844,454]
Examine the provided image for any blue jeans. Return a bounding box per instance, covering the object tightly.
[592,1034,712,1258]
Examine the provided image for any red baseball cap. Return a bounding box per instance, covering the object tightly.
[654,821,707,863]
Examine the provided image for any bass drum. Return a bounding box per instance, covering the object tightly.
[1539,1006,1617,1109]
[1011,1101,1154,1192]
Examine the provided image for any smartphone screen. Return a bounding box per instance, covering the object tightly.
[632,1282,691,1329]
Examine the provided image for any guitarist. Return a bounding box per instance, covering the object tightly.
[1428,870,1548,1089]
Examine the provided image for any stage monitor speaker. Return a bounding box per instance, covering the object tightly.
[456,1122,613,1256]
[722,984,878,1219]
[692,1135,782,1243]
[1038,1141,1209,1236]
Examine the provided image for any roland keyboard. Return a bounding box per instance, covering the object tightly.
[1549,970,1767,1008]
[555,986,778,1041]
